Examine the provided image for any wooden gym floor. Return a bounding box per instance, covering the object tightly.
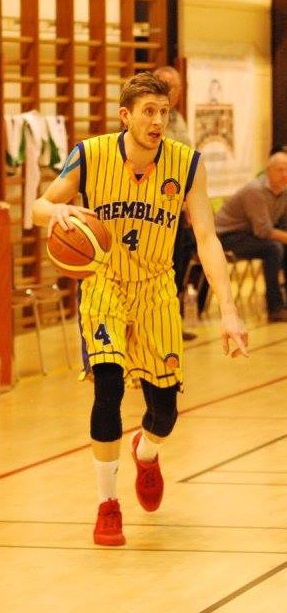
[1,287,287,612]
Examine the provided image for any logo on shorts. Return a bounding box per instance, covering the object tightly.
[161,179,180,197]
[164,353,179,370]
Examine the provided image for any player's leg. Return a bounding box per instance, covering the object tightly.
[131,381,178,511]
[80,273,127,545]
[91,363,126,546]
[128,272,181,511]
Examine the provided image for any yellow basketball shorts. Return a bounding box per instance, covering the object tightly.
[79,269,183,388]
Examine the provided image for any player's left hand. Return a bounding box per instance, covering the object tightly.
[221,312,249,358]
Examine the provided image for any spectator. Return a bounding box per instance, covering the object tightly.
[215,151,287,321]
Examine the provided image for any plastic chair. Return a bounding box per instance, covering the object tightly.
[183,250,264,317]
[29,283,72,370]
[11,287,46,376]
[12,282,72,377]
[226,252,263,305]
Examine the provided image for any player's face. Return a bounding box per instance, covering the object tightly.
[120,94,170,151]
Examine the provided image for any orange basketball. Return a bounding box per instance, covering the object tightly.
[47,211,112,278]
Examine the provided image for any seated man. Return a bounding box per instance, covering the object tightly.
[215,151,287,322]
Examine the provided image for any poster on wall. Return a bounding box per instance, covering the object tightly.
[187,57,255,198]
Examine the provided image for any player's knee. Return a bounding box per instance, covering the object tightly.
[143,405,178,437]
[90,363,124,442]
[141,380,178,437]
[150,406,178,437]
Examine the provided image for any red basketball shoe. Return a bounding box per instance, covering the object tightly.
[93,499,126,546]
[131,431,164,512]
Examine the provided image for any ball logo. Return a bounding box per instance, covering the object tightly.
[161,179,180,197]
[164,353,179,370]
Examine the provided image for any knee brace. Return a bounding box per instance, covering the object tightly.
[140,379,178,437]
[90,363,124,442]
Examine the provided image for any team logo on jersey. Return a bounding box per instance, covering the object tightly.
[164,353,179,370]
[161,179,180,197]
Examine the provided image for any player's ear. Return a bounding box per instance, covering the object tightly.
[119,106,129,127]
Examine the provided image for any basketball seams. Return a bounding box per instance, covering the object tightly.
[47,212,112,278]
[52,223,96,261]
[69,216,108,254]
[46,245,99,276]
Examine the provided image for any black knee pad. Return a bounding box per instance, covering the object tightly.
[140,379,178,437]
[90,363,124,442]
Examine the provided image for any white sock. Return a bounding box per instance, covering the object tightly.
[136,432,163,463]
[93,458,119,503]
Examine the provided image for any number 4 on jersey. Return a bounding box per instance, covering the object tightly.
[122,229,139,251]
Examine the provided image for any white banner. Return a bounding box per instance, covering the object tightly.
[187,57,256,198]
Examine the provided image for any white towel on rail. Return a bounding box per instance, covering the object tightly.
[21,110,49,230]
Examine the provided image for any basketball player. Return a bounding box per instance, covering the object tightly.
[78,65,195,384]
[32,72,248,547]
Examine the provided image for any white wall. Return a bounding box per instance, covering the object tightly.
[178,0,272,178]
[2,0,272,178]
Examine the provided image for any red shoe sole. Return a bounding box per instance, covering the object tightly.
[94,532,126,546]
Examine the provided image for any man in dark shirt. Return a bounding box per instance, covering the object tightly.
[215,151,287,321]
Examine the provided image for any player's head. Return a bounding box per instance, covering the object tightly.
[119,72,170,150]
[119,71,170,111]
[153,66,181,108]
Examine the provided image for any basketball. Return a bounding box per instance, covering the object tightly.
[47,211,112,278]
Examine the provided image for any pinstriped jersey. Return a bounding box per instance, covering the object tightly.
[78,131,200,282]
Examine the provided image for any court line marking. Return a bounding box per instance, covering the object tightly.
[198,558,287,613]
[3,328,287,610]
[1,373,287,480]
[179,432,287,482]
[0,544,287,557]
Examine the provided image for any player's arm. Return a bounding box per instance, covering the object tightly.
[33,146,89,235]
[185,156,248,358]
[185,158,234,313]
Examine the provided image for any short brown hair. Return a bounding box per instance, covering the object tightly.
[119,71,170,110]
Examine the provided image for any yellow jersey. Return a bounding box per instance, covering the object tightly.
[78,131,200,282]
